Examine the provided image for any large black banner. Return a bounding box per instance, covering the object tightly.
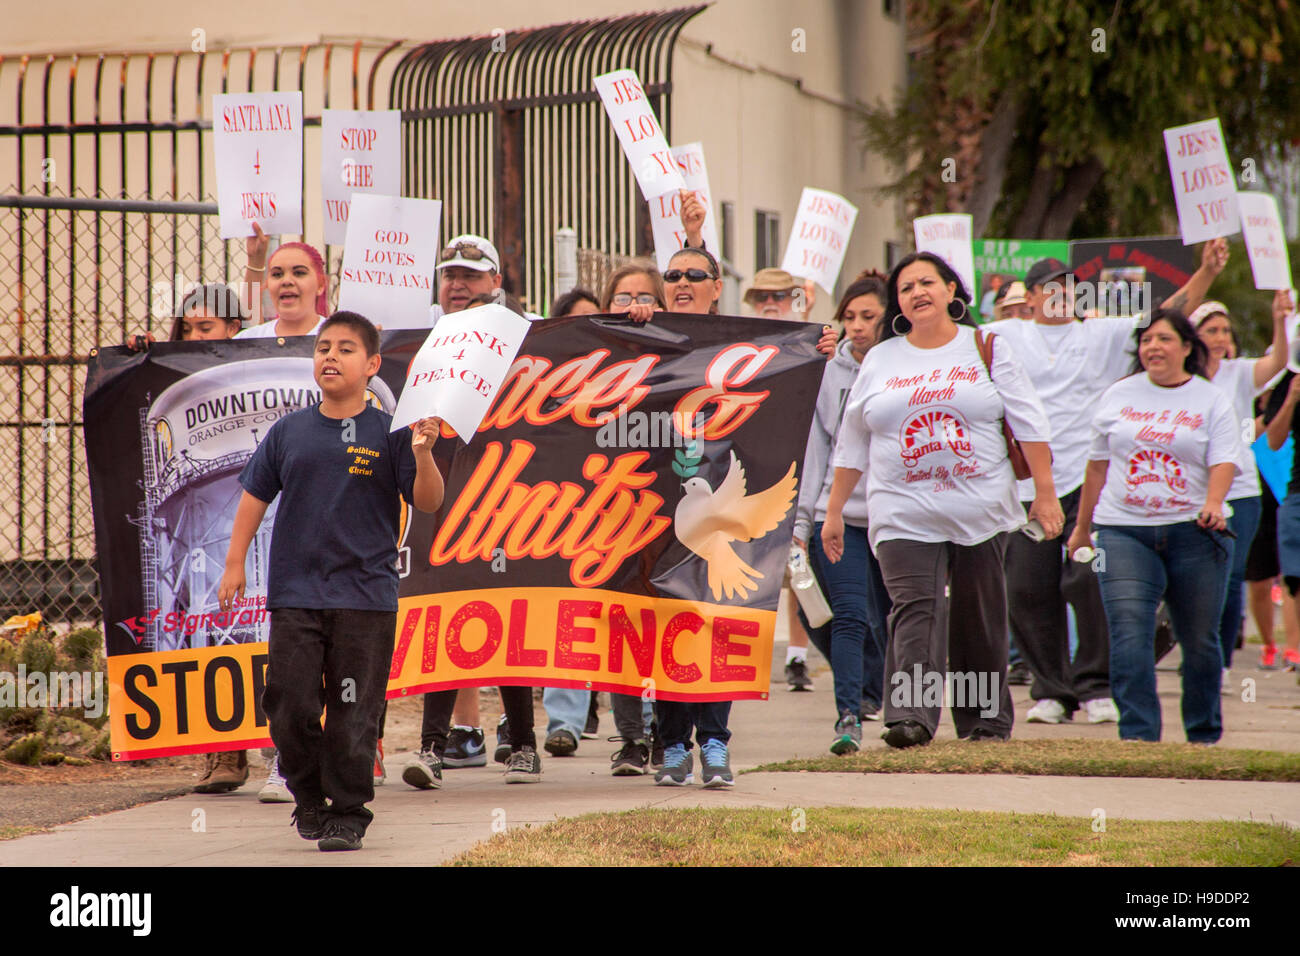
[84,315,825,758]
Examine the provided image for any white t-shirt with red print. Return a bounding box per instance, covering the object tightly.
[1206,357,1264,501]
[1088,374,1242,526]
[832,324,1052,551]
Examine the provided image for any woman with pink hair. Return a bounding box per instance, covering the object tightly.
[238,222,330,338]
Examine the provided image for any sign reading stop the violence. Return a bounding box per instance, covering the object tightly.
[594,68,685,200]
[321,109,402,246]
[649,143,721,271]
[212,92,303,239]
[913,213,976,297]
[1163,117,1239,245]
[337,193,442,330]
[1237,192,1294,291]
[391,304,531,441]
[780,187,859,295]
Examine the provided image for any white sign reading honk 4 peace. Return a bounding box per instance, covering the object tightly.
[391,304,532,441]
[650,143,721,271]
[780,187,859,294]
[594,69,685,200]
[337,193,442,330]
[1163,117,1240,245]
[1237,192,1293,291]
[321,109,401,246]
[212,92,303,239]
[913,213,976,298]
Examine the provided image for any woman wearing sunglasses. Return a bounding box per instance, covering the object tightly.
[663,247,723,314]
[1066,310,1241,743]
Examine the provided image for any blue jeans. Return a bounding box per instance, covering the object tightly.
[656,700,731,749]
[806,522,890,717]
[1095,522,1230,743]
[1218,496,1261,668]
[542,687,590,739]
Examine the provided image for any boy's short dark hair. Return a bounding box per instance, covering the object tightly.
[318,310,380,356]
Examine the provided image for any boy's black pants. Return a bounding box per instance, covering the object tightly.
[263,607,395,835]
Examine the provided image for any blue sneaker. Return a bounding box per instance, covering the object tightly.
[699,739,733,789]
[654,743,693,786]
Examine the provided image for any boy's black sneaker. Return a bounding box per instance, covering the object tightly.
[317,820,363,852]
[494,715,511,764]
[290,804,327,841]
[444,726,487,768]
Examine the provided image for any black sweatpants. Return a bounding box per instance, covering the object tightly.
[876,534,1014,739]
[263,607,395,835]
[1004,487,1111,711]
[419,686,535,753]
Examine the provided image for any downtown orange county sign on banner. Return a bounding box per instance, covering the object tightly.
[84,315,825,758]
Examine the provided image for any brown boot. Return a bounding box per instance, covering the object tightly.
[196,750,249,793]
[194,751,219,792]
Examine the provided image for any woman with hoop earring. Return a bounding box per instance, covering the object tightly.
[822,252,1061,747]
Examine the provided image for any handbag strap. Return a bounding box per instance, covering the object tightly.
[974,328,995,382]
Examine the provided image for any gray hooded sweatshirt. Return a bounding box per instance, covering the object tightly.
[794,336,871,543]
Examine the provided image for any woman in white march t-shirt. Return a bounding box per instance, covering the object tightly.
[1067,310,1241,744]
[1190,294,1290,674]
[822,252,1060,748]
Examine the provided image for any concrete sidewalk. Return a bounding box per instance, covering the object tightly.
[1,624,1296,866]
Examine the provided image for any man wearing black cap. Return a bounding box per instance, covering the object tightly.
[987,239,1228,725]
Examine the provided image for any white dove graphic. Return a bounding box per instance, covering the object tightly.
[673,451,798,601]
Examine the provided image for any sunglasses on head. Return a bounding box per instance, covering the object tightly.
[438,242,491,264]
[663,268,716,283]
[612,292,659,306]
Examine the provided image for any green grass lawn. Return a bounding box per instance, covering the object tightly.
[749,738,1300,781]
[450,807,1299,866]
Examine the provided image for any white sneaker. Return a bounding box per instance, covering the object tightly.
[257,753,293,803]
[1221,668,1232,695]
[1025,698,1068,724]
[1083,697,1119,724]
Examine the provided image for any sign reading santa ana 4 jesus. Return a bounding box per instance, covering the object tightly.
[212,92,303,239]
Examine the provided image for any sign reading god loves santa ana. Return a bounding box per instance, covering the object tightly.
[594,68,685,201]
[337,194,442,330]
[212,92,303,239]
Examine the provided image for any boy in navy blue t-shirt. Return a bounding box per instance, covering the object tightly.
[218,312,444,851]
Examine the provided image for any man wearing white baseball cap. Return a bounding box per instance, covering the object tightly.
[431,234,503,319]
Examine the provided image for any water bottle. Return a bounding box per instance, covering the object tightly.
[788,547,832,628]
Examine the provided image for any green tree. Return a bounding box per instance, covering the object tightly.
[865,0,1300,239]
